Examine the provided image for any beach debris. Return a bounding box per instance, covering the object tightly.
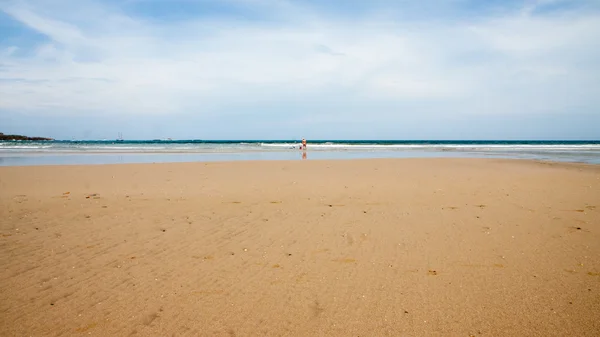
[161,229,166,232]
[86,193,99,199]
[288,253,292,256]
[428,270,438,276]
[243,248,248,252]
[567,226,588,233]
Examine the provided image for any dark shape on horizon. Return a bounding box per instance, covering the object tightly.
[0,132,54,141]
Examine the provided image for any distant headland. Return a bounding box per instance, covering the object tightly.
[0,132,54,141]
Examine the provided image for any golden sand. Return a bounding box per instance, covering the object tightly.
[1,158,599,336]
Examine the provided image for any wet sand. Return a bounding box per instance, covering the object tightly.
[1,158,599,336]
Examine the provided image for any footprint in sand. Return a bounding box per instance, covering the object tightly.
[143,312,160,326]
[75,322,97,333]
[310,300,325,317]
[295,273,308,283]
[191,255,213,261]
[344,233,355,245]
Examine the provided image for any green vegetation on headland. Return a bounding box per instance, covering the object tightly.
[0,132,54,141]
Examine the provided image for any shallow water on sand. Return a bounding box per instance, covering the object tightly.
[1,149,599,166]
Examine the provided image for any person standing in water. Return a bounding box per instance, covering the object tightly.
[301,138,307,159]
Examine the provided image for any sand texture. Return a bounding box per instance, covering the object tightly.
[1,158,599,336]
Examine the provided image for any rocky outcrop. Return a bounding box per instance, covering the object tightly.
[0,132,54,141]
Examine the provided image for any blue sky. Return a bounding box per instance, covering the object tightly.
[1,0,599,140]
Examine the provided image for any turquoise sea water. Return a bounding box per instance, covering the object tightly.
[1,140,599,166]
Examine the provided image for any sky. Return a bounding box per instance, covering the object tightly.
[0,0,599,140]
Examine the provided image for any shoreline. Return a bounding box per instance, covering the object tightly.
[3,139,600,166]
[2,150,600,167]
[1,156,600,168]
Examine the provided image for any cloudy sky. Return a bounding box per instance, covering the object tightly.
[1,0,599,140]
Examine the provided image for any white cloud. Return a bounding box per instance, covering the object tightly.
[0,0,599,120]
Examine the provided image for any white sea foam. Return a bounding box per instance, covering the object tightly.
[1,142,599,154]
[259,143,600,151]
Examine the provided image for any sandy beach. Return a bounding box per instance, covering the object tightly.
[1,158,599,336]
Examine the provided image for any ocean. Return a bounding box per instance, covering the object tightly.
[1,140,599,166]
